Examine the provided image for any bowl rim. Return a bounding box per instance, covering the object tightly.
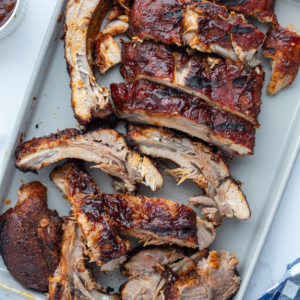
[0,0,20,32]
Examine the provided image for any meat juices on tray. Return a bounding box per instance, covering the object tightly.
[0,182,62,292]
[120,40,264,127]
[15,128,164,194]
[111,79,256,156]
[51,160,131,271]
[263,24,300,95]
[121,246,241,300]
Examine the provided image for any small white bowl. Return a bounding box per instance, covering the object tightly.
[0,0,28,40]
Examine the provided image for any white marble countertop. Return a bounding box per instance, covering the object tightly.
[0,0,300,299]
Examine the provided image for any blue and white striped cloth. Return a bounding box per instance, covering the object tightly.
[259,258,300,300]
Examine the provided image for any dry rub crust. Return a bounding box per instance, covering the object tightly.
[263,24,300,95]
[213,0,277,23]
[65,0,113,124]
[121,40,264,127]
[0,182,62,292]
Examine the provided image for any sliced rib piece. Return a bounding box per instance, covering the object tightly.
[51,160,131,270]
[94,34,122,75]
[103,193,216,250]
[101,18,129,36]
[128,0,184,46]
[111,79,255,156]
[213,0,277,23]
[15,128,164,194]
[107,4,124,21]
[51,160,215,250]
[263,24,300,95]
[65,0,113,124]
[0,182,62,292]
[121,246,241,300]
[128,0,264,66]
[185,2,265,67]
[127,125,250,220]
[183,4,236,60]
[48,217,119,300]
[94,18,129,75]
[121,41,264,127]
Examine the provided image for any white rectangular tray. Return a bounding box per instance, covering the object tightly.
[1,0,300,299]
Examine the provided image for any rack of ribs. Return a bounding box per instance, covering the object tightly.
[128,0,265,66]
[120,40,264,127]
[111,79,255,157]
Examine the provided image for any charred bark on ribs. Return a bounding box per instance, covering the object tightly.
[102,193,216,250]
[213,0,277,23]
[0,182,62,292]
[111,79,255,157]
[120,40,264,127]
[128,0,265,66]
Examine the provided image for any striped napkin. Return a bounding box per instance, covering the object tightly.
[259,258,300,300]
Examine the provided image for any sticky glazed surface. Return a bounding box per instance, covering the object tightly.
[111,79,255,156]
[121,41,264,127]
[213,0,277,23]
[128,0,265,66]
[263,25,300,95]
[0,182,62,292]
[103,193,200,248]
[50,160,131,268]
[128,0,184,46]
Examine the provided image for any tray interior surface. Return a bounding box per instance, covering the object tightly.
[0,0,300,298]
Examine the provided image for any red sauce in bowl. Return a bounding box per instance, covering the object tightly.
[0,0,17,28]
